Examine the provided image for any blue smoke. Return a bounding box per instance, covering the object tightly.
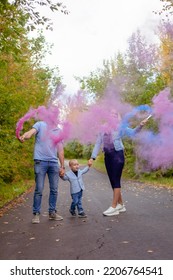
[119,105,152,138]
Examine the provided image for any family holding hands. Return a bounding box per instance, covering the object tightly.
[19,111,150,224]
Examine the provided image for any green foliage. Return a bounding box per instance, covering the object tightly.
[91,153,106,173]
[76,29,173,180]
[76,57,123,98]
[0,180,34,208]
[64,141,94,160]
[77,59,113,97]
[64,140,84,159]
[1,0,69,31]
[0,3,28,55]
[92,153,173,187]
[82,144,94,159]
[0,4,62,195]
[0,0,64,208]
[77,30,164,107]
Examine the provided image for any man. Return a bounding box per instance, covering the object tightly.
[19,120,65,224]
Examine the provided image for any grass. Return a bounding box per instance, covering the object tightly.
[0,180,34,208]
[130,175,173,188]
[77,157,173,188]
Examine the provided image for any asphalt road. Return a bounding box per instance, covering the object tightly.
[0,167,173,260]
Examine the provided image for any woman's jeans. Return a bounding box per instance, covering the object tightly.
[70,190,83,214]
[33,160,59,214]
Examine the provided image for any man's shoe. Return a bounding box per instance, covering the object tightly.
[116,204,126,213]
[69,210,76,217]
[49,212,63,221]
[32,213,40,224]
[103,206,119,216]
[78,212,87,218]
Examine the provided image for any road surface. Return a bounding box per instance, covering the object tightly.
[0,167,173,260]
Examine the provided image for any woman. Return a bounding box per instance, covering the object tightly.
[89,112,149,216]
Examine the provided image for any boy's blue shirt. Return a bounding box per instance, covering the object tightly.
[61,166,89,194]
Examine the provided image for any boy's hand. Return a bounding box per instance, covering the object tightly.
[59,168,65,177]
[88,159,93,167]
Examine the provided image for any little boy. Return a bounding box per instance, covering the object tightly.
[60,159,91,218]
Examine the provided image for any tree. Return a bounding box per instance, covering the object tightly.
[77,30,159,106]
[122,30,159,105]
[76,60,112,98]
[0,0,69,31]
[158,0,173,16]
[0,5,62,186]
[157,21,173,88]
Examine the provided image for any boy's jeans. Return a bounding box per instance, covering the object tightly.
[33,160,59,214]
[70,190,83,213]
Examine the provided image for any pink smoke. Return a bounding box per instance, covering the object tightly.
[136,88,173,170]
[16,108,37,139]
[66,83,132,144]
[16,105,70,145]
[17,84,173,171]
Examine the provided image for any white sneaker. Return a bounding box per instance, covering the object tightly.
[49,212,63,221]
[103,206,114,215]
[116,204,126,213]
[103,206,119,216]
[32,213,40,224]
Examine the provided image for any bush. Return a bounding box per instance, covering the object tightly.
[82,143,94,159]
[64,140,83,159]
[64,141,94,159]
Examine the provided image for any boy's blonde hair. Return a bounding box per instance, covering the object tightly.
[69,159,78,167]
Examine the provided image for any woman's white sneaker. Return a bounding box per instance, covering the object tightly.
[116,204,126,212]
[103,206,113,215]
[103,206,119,216]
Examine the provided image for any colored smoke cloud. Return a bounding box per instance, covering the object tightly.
[16,104,70,146]
[16,83,173,171]
[135,88,173,170]
[66,83,132,143]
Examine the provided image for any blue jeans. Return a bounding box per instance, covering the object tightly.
[70,190,83,214]
[33,160,59,214]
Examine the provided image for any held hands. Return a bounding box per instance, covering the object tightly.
[59,167,65,177]
[88,159,93,167]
